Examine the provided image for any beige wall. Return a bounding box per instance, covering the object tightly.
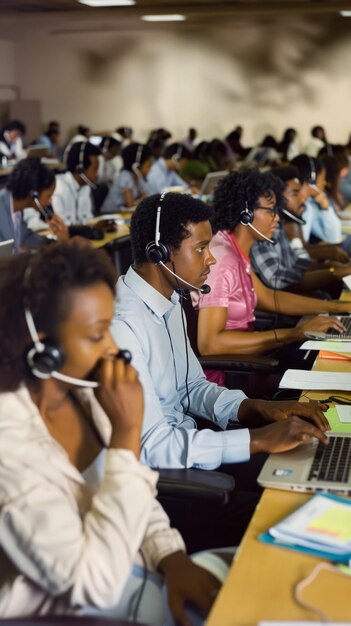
[1,15,351,146]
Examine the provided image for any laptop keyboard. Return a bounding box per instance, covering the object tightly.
[326,316,351,340]
[307,436,351,483]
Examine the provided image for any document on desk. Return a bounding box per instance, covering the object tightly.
[300,340,351,353]
[342,274,351,290]
[279,370,351,391]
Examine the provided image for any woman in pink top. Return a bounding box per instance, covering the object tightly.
[194,169,347,378]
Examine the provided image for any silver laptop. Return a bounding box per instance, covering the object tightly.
[305,315,351,341]
[199,171,228,196]
[0,239,14,257]
[258,433,351,495]
[26,145,49,159]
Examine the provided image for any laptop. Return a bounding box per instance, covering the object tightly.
[304,315,351,341]
[0,239,14,257]
[26,145,49,159]
[258,433,351,495]
[199,171,228,196]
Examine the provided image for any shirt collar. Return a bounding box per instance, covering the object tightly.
[64,171,81,192]
[123,266,179,318]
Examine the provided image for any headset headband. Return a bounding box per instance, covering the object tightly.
[134,144,143,168]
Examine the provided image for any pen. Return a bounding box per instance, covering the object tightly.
[303,350,311,361]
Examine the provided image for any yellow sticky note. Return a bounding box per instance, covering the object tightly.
[308,506,351,542]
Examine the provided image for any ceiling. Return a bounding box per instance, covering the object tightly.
[2,0,351,16]
[2,0,351,36]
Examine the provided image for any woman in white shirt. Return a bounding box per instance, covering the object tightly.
[0,242,223,625]
[101,143,152,213]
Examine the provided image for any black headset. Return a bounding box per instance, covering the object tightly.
[24,263,131,386]
[132,144,144,175]
[172,144,183,164]
[75,141,87,175]
[239,201,253,225]
[145,192,169,264]
[24,263,65,380]
[308,157,317,185]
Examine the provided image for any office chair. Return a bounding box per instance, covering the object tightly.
[181,294,279,397]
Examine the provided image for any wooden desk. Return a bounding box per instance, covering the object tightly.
[207,293,351,625]
[207,489,351,625]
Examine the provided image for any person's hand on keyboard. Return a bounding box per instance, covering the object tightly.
[248,399,330,431]
[299,314,346,339]
[249,416,329,455]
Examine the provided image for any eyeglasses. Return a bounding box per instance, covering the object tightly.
[254,205,279,219]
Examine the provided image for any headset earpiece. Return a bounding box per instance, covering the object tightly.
[132,144,143,174]
[145,240,170,264]
[239,201,254,225]
[309,157,317,185]
[27,337,65,379]
[144,192,170,264]
[75,141,86,175]
[172,144,183,164]
[31,191,39,200]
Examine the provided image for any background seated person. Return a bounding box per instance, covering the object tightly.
[111,192,330,550]
[0,119,26,162]
[35,121,61,158]
[193,170,350,383]
[147,142,190,194]
[101,142,152,213]
[25,142,100,230]
[0,241,225,625]
[291,155,349,252]
[97,136,122,186]
[1,158,68,251]
[180,141,214,184]
[250,166,351,295]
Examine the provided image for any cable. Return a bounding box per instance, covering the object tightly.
[128,548,148,621]
[294,561,350,622]
[171,262,191,416]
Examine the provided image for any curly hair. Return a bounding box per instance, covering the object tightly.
[130,192,214,264]
[213,169,283,233]
[0,241,117,392]
[212,169,283,233]
[6,158,55,199]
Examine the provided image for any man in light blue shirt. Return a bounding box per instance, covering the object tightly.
[111,193,329,548]
[112,192,328,470]
[147,143,190,194]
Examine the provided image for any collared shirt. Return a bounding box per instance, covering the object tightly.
[0,386,184,617]
[112,267,249,470]
[147,158,189,194]
[250,224,310,290]
[302,197,342,244]
[194,231,257,331]
[9,195,22,253]
[52,171,94,225]
[101,169,149,213]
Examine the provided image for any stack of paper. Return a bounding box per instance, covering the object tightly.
[279,370,351,391]
[259,493,351,564]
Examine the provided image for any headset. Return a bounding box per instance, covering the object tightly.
[171,144,183,167]
[145,192,211,294]
[75,141,97,189]
[31,191,54,221]
[308,157,317,185]
[23,265,131,388]
[239,200,276,244]
[280,206,305,225]
[308,155,325,198]
[132,144,144,175]
[101,136,110,155]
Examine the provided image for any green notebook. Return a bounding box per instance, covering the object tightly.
[326,406,351,434]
